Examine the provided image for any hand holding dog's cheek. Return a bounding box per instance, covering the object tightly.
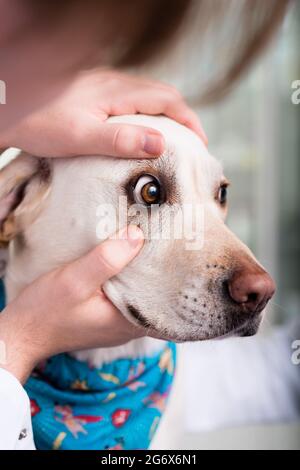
[0,226,144,384]
[0,70,207,157]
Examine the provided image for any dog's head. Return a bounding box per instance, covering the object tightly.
[0,115,275,341]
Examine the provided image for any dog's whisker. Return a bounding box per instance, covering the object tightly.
[269,300,288,314]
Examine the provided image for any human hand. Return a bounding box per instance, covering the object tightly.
[0,70,207,158]
[0,225,144,384]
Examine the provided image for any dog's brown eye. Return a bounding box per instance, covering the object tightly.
[218,184,228,205]
[141,182,160,204]
[133,175,163,206]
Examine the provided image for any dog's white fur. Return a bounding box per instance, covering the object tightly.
[1,115,266,367]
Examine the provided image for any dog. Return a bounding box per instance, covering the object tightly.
[0,115,275,449]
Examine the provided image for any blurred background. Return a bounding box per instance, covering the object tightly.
[149,0,300,450]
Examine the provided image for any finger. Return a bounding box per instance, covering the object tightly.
[61,225,144,298]
[120,91,208,146]
[77,122,165,158]
[163,101,208,145]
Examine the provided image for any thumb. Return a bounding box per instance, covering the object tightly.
[77,122,165,158]
[64,225,144,298]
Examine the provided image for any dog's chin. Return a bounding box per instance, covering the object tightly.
[213,315,263,341]
[122,305,263,343]
[103,284,263,342]
[233,317,262,338]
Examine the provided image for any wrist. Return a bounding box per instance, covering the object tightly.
[0,353,34,385]
[0,306,38,384]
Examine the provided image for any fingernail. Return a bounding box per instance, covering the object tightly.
[126,225,144,248]
[115,225,144,248]
[143,132,165,155]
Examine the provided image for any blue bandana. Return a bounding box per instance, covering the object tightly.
[0,280,176,450]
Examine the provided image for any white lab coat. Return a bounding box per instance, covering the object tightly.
[0,368,35,449]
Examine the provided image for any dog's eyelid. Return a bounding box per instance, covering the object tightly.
[127,172,167,206]
[213,179,230,198]
[220,178,230,187]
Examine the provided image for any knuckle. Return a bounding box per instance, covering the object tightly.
[112,126,123,154]
[151,80,182,99]
[112,126,140,156]
[110,99,128,115]
[179,108,194,121]
[167,85,182,98]
[95,244,119,277]
[164,93,185,110]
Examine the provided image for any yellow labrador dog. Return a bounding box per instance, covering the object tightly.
[0,115,275,449]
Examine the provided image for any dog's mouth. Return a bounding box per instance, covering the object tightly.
[105,276,264,341]
[125,303,263,342]
[125,304,183,341]
[126,304,156,330]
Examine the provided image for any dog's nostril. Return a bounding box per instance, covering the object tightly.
[227,269,275,313]
[248,292,258,303]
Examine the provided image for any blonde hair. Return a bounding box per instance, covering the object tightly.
[27,0,291,103]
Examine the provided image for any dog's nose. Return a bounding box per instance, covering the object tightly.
[227,269,275,313]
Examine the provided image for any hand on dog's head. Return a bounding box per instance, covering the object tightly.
[0,115,275,342]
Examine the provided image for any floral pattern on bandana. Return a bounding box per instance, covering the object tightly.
[0,278,176,450]
[24,344,176,450]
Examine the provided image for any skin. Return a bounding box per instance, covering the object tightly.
[0,2,207,384]
[0,70,207,158]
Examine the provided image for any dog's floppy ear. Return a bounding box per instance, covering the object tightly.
[0,151,52,247]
